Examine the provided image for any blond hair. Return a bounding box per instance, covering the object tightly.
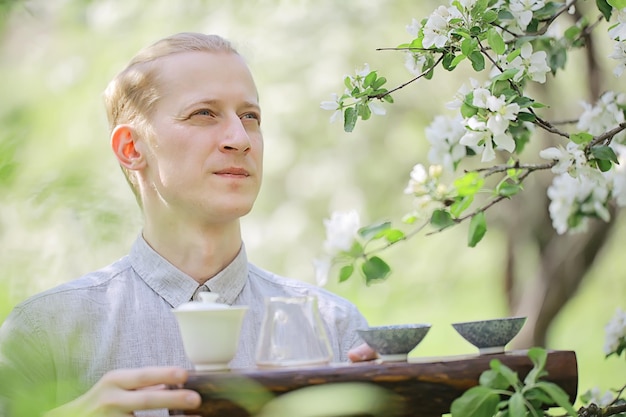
[103,33,238,203]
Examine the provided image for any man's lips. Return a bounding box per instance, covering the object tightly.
[214,167,250,176]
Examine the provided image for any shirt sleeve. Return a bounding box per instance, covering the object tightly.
[0,305,58,416]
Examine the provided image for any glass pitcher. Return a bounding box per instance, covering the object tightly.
[255,295,332,367]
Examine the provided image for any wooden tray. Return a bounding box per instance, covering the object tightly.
[170,349,577,417]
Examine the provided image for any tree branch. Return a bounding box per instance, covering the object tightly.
[588,122,626,148]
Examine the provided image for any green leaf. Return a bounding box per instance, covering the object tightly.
[450,386,500,417]
[461,102,479,118]
[430,209,455,230]
[443,52,457,71]
[516,112,536,122]
[469,51,485,71]
[383,229,405,243]
[524,387,555,406]
[358,221,391,240]
[527,347,547,371]
[479,369,512,390]
[534,381,577,416]
[523,349,549,386]
[513,96,534,108]
[506,48,521,63]
[591,145,619,164]
[382,94,394,103]
[470,0,488,17]
[344,76,353,90]
[347,241,365,258]
[454,172,484,196]
[372,76,387,90]
[548,44,567,72]
[343,107,357,132]
[339,265,354,283]
[608,0,626,9]
[357,102,371,121]
[497,181,522,197]
[363,71,377,88]
[450,54,467,69]
[570,132,593,144]
[493,68,519,82]
[564,25,582,41]
[487,27,506,55]
[462,37,479,57]
[468,211,487,247]
[482,9,498,23]
[597,0,613,20]
[450,195,474,218]
[596,158,613,172]
[508,392,526,417]
[490,359,519,388]
[361,256,391,284]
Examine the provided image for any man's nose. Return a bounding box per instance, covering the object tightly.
[221,116,251,153]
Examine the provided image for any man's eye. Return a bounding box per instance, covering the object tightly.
[242,113,260,122]
[191,109,214,117]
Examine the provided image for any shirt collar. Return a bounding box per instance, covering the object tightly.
[129,235,249,308]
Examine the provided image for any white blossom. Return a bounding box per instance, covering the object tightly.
[368,101,386,116]
[406,18,420,37]
[320,93,342,123]
[607,144,626,207]
[425,115,468,172]
[509,0,545,30]
[505,42,551,83]
[322,210,361,255]
[546,173,610,234]
[460,89,520,162]
[422,5,462,49]
[539,141,587,175]
[404,164,429,195]
[460,123,494,161]
[355,63,371,78]
[458,0,478,9]
[446,78,482,109]
[403,163,450,220]
[585,387,615,407]
[577,91,626,143]
[405,51,428,76]
[609,40,626,77]
[608,8,626,40]
[604,307,626,355]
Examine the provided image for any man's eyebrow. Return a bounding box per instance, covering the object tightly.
[240,100,261,111]
[184,99,260,111]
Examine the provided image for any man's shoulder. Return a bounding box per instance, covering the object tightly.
[15,256,132,310]
[247,263,358,311]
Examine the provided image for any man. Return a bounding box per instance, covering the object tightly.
[0,33,375,417]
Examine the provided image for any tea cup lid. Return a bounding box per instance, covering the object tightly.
[174,292,229,311]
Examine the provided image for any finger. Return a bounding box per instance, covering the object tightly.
[348,343,378,362]
[102,367,190,390]
[115,387,201,412]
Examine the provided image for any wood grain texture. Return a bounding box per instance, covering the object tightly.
[170,350,577,417]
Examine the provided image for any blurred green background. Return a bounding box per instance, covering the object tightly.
[1,0,624,407]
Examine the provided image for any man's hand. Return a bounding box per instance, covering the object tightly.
[44,367,201,417]
[348,343,378,362]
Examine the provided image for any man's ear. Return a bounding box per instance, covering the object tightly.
[111,124,145,170]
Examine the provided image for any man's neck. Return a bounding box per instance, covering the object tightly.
[141,221,243,284]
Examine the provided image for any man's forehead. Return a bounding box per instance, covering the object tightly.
[152,51,259,105]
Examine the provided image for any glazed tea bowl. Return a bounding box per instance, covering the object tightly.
[452,316,527,354]
[357,324,432,362]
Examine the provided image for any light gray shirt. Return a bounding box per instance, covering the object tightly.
[0,236,368,416]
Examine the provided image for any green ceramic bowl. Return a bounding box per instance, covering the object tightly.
[357,324,432,362]
[452,316,527,354]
